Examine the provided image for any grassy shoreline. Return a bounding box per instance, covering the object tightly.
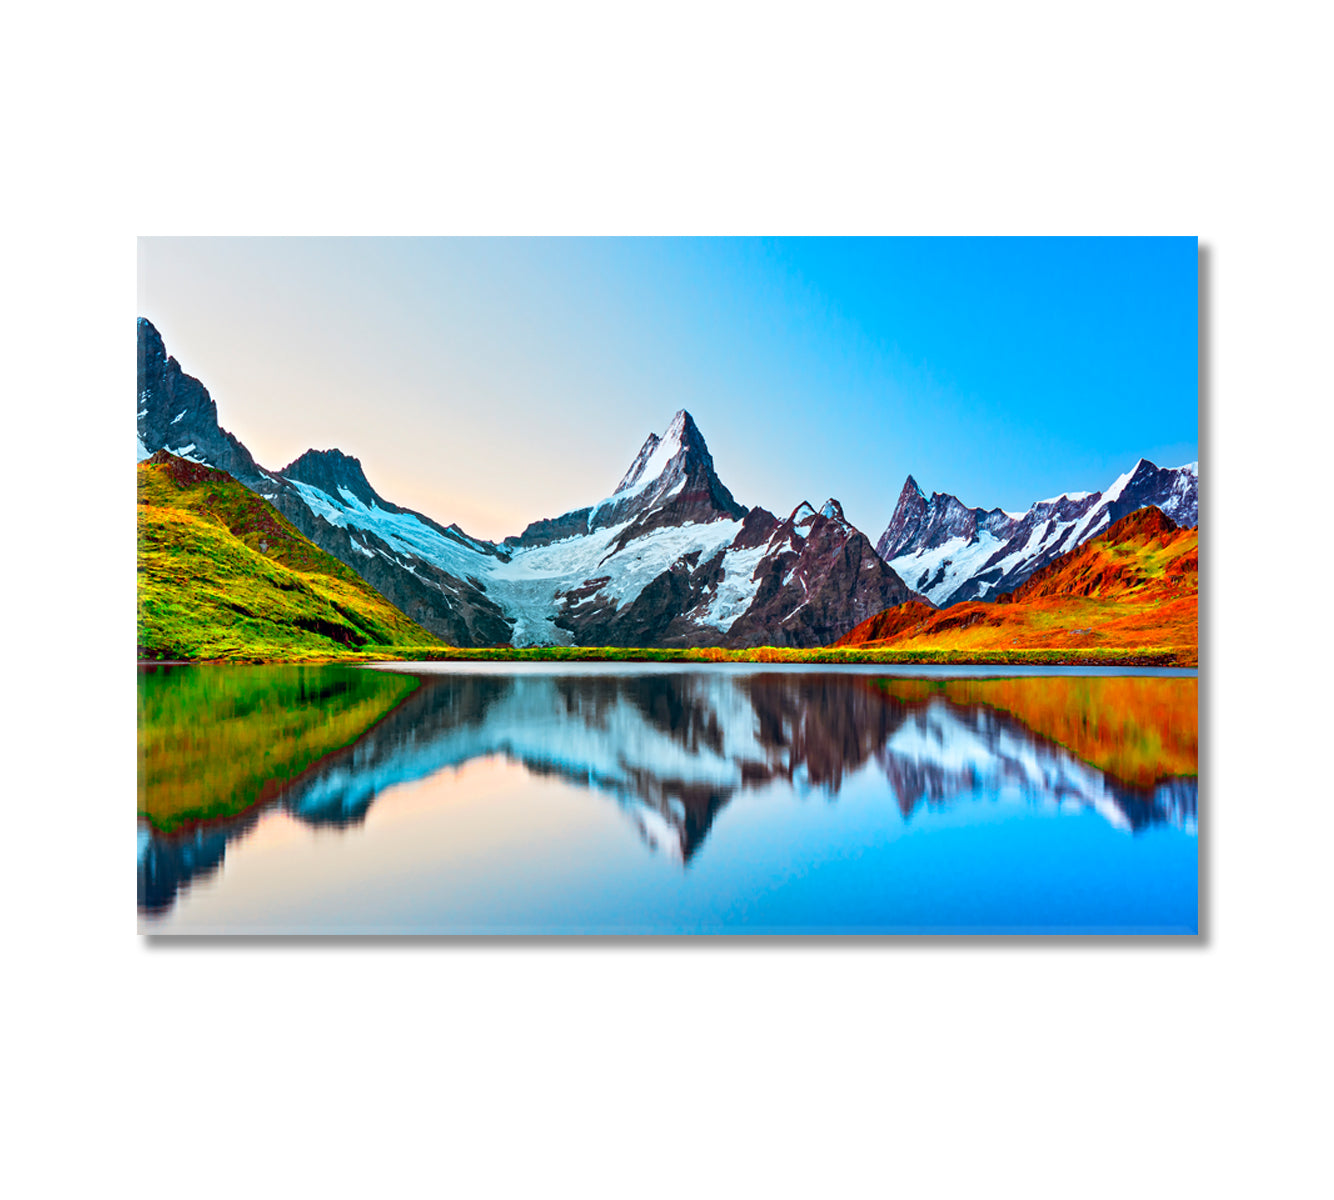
[139,644,1197,668]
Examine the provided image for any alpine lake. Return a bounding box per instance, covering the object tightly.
[138,662,1198,935]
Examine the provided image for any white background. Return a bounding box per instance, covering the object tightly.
[4,2,1331,1197]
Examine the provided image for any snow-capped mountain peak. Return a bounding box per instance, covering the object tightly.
[612,409,700,490]
[530,408,746,547]
[1101,457,1151,506]
[606,413,689,501]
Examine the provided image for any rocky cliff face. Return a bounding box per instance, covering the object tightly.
[721,499,920,648]
[137,317,272,490]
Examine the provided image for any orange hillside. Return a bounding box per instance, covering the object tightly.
[835,506,1198,665]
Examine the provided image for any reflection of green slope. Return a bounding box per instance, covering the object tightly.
[138,455,443,660]
[138,665,420,831]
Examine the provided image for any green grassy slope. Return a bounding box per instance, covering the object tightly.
[137,453,444,661]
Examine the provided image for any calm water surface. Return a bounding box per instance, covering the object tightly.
[139,663,1198,934]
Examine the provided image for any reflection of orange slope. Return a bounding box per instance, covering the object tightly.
[872,676,1198,787]
[838,507,1198,665]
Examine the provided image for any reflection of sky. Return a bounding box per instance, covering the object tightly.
[150,752,1197,935]
[153,758,659,933]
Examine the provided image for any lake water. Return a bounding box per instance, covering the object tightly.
[138,663,1198,934]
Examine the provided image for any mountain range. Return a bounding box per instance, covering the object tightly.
[876,457,1198,607]
[839,505,1198,664]
[138,318,915,647]
[136,317,1198,649]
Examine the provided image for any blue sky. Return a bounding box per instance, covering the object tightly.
[138,237,1198,542]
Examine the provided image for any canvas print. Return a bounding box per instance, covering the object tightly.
[137,237,1199,934]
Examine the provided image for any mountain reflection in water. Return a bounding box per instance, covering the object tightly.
[138,667,1197,922]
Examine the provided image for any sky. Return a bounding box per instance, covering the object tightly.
[137,237,1198,543]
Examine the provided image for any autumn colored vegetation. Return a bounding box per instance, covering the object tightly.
[835,507,1198,667]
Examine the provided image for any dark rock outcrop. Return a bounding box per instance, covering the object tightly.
[137,317,272,490]
[725,500,920,648]
[502,507,594,550]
